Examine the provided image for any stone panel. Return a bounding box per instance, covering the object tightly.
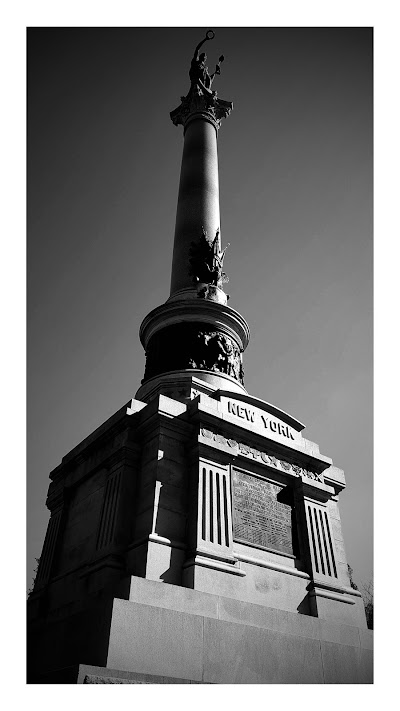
[73,468,107,502]
[333,540,348,564]
[58,533,98,571]
[330,518,343,540]
[203,617,324,684]
[337,561,351,585]
[359,648,373,683]
[320,640,363,684]
[232,469,294,555]
[145,540,186,584]
[28,599,114,680]
[139,440,163,467]
[318,618,361,647]
[358,626,373,650]
[154,506,187,541]
[107,599,204,682]
[55,498,102,573]
[217,595,320,639]
[158,434,186,462]
[66,487,105,531]
[128,575,219,618]
[187,558,310,614]
[312,593,367,627]
[157,457,187,487]
[156,480,188,514]
[185,562,242,601]
[327,499,341,521]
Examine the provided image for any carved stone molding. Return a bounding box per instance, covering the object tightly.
[200,428,325,484]
[170,92,233,130]
[139,299,250,353]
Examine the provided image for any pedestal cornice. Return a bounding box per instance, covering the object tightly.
[139,299,250,353]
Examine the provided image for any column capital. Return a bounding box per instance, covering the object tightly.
[170,92,233,131]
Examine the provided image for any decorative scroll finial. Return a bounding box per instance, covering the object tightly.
[170,29,232,130]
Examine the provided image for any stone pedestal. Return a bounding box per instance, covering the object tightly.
[29,577,372,684]
[28,385,372,683]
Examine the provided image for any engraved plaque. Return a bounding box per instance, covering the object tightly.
[232,469,294,555]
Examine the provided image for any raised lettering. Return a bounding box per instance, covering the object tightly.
[232,471,294,555]
[228,401,239,417]
[244,408,255,423]
[270,421,277,432]
[239,443,251,455]
[261,415,269,428]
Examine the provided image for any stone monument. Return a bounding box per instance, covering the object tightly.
[27,30,372,684]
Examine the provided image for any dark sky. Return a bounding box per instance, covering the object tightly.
[27,27,372,589]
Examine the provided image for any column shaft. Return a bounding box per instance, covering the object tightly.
[170,118,220,296]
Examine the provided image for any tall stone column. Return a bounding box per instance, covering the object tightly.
[136,33,249,402]
[170,112,222,296]
[169,84,233,300]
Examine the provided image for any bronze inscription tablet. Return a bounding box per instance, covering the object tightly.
[232,469,293,555]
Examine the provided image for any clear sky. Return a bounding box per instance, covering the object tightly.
[27,27,372,590]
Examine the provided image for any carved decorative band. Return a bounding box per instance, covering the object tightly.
[170,92,233,131]
[200,428,324,484]
[143,323,244,385]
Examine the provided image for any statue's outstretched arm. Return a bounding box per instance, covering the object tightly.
[193,36,207,60]
[192,30,215,59]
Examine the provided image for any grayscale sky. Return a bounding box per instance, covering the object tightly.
[27,27,372,590]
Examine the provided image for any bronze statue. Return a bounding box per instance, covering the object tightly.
[189,227,229,288]
[210,230,229,286]
[188,30,224,99]
[170,29,232,129]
